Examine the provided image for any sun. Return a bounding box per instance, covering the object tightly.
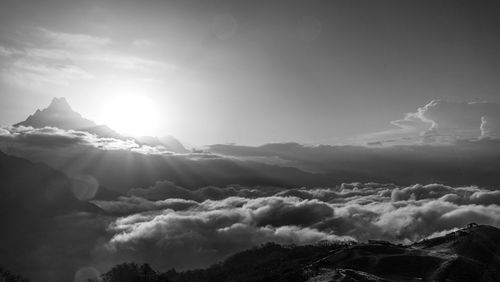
[99,94,162,137]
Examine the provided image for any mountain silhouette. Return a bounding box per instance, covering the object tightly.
[0,150,108,214]
[15,97,124,140]
[306,224,500,281]
[16,97,98,130]
[0,150,114,281]
[99,224,500,282]
[14,97,188,152]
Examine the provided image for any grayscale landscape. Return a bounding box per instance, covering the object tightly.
[1,1,500,281]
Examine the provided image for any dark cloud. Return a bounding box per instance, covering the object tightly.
[0,127,326,193]
[3,125,500,194]
[128,181,198,201]
[126,180,281,203]
[93,196,199,215]
[208,139,500,188]
[249,197,333,227]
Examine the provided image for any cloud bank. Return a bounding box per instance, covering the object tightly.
[94,182,500,271]
[0,126,172,154]
[3,125,500,193]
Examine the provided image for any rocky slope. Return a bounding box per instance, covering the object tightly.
[306,224,500,281]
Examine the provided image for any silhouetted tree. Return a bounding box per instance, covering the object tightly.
[0,266,29,282]
[140,264,157,282]
[99,242,347,282]
[102,263,141,282]
[100,263,169,282]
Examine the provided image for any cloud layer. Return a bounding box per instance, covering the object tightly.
[3,125,500,194]
[0,126,171,154]
[94,182,500,271]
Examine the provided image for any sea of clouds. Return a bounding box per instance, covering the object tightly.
[90,181,500,270]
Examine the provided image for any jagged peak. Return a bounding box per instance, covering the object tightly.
[14,97,98,130]
[47,97,73,112]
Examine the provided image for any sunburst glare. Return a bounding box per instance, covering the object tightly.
[99,93,162,137]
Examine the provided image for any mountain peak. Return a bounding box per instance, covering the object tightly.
[15,97,97,130]
[14,97,188,152]
[47,97,73,112]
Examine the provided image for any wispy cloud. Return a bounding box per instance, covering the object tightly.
[0,27,175,88]
[86,52,174,72]
[358,100,500,145]
[4,58,93,86]
[37,27,112,49]
[0,46,23,57]
[1,43,92,87]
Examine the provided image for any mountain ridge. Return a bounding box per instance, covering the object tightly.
[305,224,500,281]
[14,97,188,153]
[16,97,98,130]
[95,224,500,282]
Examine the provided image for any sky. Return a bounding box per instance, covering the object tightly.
[3,2,500,280]
[2,0,500,145]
